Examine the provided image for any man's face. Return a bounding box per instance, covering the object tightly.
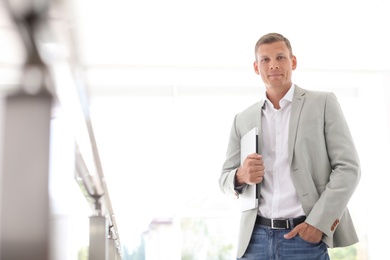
[253,41,297,92]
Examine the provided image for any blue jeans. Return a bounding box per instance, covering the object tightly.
[239,224,330,260]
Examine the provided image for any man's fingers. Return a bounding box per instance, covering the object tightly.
[247,175,264,184]
[245,155,263,167]
[240,153,265,184]
[284,226,299,239]
[247,153,261,159]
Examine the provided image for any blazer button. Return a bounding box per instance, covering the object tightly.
[331,219,339,231]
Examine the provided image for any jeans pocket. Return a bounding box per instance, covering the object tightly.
[296,235,322,246]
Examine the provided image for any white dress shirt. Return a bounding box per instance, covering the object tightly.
[259,84,305,218]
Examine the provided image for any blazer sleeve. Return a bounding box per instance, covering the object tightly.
[219,102,261,196]
[304,92,361,238]
[219,114,242,195]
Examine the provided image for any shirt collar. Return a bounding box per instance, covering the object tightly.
[283,84,295,102]
[263,84,295,109]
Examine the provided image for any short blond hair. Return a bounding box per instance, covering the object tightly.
[254,33,293,59]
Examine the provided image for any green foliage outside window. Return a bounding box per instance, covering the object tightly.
[181,218,234,260]
[328,245,357,260]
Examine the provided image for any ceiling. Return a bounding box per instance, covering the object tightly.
[2,0,390,92]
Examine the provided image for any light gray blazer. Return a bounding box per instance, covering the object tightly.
[219,85,361,258]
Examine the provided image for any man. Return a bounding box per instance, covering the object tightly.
[219,33,361,259]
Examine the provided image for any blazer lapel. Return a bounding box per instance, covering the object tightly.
[257,99,265,201]
[288,85,306,165]
[257,99,266,155]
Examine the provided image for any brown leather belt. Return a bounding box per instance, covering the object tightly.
[256,215,306,229]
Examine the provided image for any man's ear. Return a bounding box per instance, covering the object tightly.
[253,61,260,75]
[292,55,297,70]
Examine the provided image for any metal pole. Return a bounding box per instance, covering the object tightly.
[0,0,53,258]
[89,215,108,260]
[0,92,52,260]
[108,238,117,260]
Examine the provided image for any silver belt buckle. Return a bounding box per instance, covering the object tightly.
[271,219,290,229]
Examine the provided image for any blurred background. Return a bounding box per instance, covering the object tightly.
[1,0,389,259]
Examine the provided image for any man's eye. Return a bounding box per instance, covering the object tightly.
[261,58,269,63]
[277,56,286,60]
